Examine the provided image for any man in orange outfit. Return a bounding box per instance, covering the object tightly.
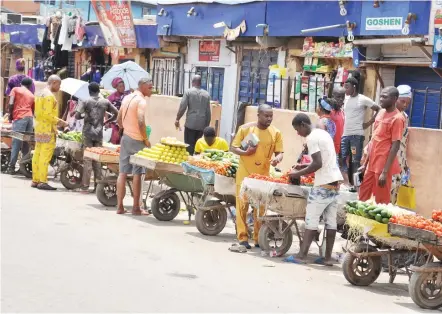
[358,86,405,204]
[231,104,284,249]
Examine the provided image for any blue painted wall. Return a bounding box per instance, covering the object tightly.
[266,1,362,37]
[360,0,431,36]
[39,0,156,21]
[156,2,266,36]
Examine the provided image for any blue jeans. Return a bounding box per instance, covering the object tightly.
[340,135,364,174]
[9,116,33,168]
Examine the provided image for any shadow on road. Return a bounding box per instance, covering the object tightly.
[185,231,236,243]
[345,282,410,297]
[395,301,441,313]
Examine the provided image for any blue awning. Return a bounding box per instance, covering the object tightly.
[82,24,159,48]
[135,25,160,48]
[1,24,45,46]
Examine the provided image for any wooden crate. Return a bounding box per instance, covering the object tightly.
[84,150,119,164]
[388,223,439,244]
[130,155,183,174]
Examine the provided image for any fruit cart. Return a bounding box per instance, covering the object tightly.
[9,130,35,177]
[84,148,158,208]
[129,155,237,236]
[341,212,430,287]
[388,223,442,309]
[1,128,12,172]
[240,177,312,256]
[55,137,84,190]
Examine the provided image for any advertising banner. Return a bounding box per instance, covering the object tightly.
[91,0,137,48]
[199,41,220,62]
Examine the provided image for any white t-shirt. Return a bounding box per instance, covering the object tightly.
[343,94,376,136]
[306,128,343,186]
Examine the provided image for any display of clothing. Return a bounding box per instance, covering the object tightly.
[75,16,86,43]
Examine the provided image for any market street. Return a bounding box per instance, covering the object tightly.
[0,174,428,313]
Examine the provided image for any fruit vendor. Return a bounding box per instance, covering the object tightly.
[194,127,229,154]
[231,104,284,249]
[358,86,405,205]
[75,82,118,193]
[6,77,35,174]
[32,75,68,191]
[288,113,343,266]
[175,75,211,155]
[116,77,152,216]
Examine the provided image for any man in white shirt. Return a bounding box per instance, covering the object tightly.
[289,113,343,266]
[341,77,381,185]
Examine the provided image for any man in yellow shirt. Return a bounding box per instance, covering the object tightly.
[32,75,67,190]
[194,127,229,154]
[231,104,284,249]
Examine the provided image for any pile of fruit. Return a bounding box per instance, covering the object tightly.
[432,209,442,223]
[300,176,314,186]
[160,137,187,147]
[136,142,189,165]
[188,157,238,178]
[248,173,290,184]
[85,147,119,156]
[390,214,442,237]
[345,201,411,224]
[58,131,82,142]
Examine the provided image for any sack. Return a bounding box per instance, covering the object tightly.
[396,181,416,210]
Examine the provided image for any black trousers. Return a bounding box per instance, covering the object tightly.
[184,127,204,155]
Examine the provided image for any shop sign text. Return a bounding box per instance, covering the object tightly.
[199,41,220,62]
[365,17,403,30]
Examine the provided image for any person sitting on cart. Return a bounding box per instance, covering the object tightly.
[289,113,343,266]
[6,77,35,174]
[231,104,284,250]
[194,127,229,154]
[75,82,118,193]
[358,86,405,205]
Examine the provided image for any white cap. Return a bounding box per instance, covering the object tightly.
[397,85,412,99]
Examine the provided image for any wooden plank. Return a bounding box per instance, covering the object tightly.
[388,223,438,243]
[129,155,183,174]
[83,150,119,164]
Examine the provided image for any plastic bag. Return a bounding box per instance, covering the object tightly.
[397,181,416,210]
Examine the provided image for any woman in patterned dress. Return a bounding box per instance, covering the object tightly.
[390,85,412,204]
[316,98,337,140]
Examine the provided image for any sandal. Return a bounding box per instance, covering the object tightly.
[37,183,57,191]
[132,208,150,216]
[229,244,247,253]
[283,255,306,264]
[31,182,39,188]
[314,257,334,266]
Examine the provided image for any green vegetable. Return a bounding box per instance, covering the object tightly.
[371,208,383,215]
[381,209,390,218]
[375,214,382,222]
[382,218,390,224]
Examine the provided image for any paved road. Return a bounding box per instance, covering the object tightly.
[1,174,429,313]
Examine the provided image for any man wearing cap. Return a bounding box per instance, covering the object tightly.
[390,85,412,204]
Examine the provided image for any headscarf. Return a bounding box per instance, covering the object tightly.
[397,85,412,99]
[15,58,26,72]
[111,77,124,89]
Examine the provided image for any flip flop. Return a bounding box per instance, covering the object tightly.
[314,257,334,266]
[229,244,247,253]
[283,255,306,264]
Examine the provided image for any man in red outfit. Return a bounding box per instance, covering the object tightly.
[358,86,405,204]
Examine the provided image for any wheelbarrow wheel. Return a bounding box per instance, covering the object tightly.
[195,207,228,236]
[409,263,442,309]
[60,163,83,190]
[96,182,117,207]
[19,160,32,178]
[1,151,10,172]
[342,244,381,286]
[258,221,293,257]
[151,190,180,221]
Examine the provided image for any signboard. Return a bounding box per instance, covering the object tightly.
[91,0,137,48]
[0,33,10,43]
[365,17,403,30]
[434,34,442,53]
[199,41,220,62]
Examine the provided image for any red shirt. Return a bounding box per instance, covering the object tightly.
[367,109,405,175]
[10,86,35,121]
[330,109,344,154]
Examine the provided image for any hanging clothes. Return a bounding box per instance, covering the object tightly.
[41,25,51,57]
[75,16,86,44]
[58,15,69,46]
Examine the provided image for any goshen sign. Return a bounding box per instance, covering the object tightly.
[366,17,403,30]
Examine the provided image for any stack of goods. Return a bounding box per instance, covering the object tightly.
[300,176,314,186]
[58,131,82,142]
[188,150,239,178]
[103,142,121,153]
[135,137,189,165]
[390,209,442,237]
[344,201,411,224]
[85,147,119,156]
[248,173,289,184]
